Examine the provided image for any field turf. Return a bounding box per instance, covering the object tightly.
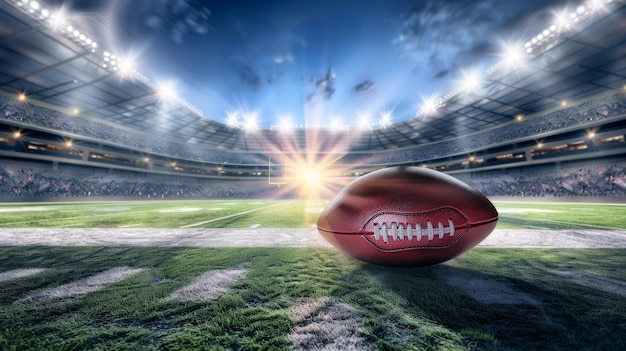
[0,199,625,350]
[0,199,624,229]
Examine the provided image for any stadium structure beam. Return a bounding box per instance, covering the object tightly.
[0,51,90,91]
[41,71,114,101]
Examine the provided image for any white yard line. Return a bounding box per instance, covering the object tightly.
[21,267,145,302]
[164,267,248,302]
[0,268,48,282]
[179,201,290,228]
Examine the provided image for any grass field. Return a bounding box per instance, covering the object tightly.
[0,199,625,350]
[0,199,625,229]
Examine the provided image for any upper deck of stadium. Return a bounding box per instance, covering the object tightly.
[1,0,625,155]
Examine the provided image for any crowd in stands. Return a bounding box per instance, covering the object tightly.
[1,162,624,199]
[0,165,276,199]
[2,92,625,166]
[456,163,626,197]
[364,93,626,164]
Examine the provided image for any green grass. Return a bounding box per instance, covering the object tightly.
[0,247,624,350]
[0,199,625,350]
[0,199,624,230]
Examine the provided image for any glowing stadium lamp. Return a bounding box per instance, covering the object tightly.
[329,117,343,132]
[460,70,482,93]
[379,110,392,128]
[13,130,22,139]
[17,92,27,101]
[277,116,295,133]
[157,82,176,102]
[65,140,73,148]
[420,97,438,116]
[29,0,40,11]
[226,111,239,128]
[588,131,596,139]
[118,57,138,79]
[243,112,259,132]
[501,44,527,70]
[357,112,372,130]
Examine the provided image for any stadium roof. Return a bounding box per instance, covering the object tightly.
[0,0,625,153]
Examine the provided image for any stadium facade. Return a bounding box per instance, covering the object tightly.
[0,0,625,199]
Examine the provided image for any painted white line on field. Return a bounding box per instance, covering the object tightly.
[164,267,248,302]
[498,208,563,213]
[0,268,48,282]
[501,215,624,230]
[179,201,290,228]
[304,208,324,213]
[288,298,373,351]
[250,224,261,228]
[21,267,145,303]
[0,206,55,213]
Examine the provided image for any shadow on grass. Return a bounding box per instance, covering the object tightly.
[335,251,626,351]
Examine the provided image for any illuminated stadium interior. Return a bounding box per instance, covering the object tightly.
[0,0,625,349]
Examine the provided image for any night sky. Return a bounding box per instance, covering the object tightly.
[48,0,567,127]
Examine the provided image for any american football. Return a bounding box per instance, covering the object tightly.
[317,166,499,266]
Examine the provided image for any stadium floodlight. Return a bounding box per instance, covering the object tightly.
[226,111,239,128]
[156,82,177,102]
[460,70,482,94]
[117,55,138,79]
[357,112,372,130]
[243,111,259,132]
[277,116,295,133]
[501,43,528,71]
[65,140,73,148]
[329,117,343,132]
[587,131,596,139]
[13,130,22,139]
[379,110,392,128]
[17,92,27,101]
[419,97,438,116]
[516,114,524,121]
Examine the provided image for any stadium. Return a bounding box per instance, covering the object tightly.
[0,0,625,349]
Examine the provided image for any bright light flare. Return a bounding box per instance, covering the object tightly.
[419,96,438,116]
[277,116,295,133]
[118,55,139,79]
[460,70,482,93]
[358,112,372,130]
[302,168,320,185]
[379,110,392,128]
[157,81,177,102]
[501,43,527,70]
[226,111,239,128]
[243,111,259,132]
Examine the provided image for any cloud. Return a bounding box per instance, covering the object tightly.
[239,65,261,91]
[351,80,375,95]
[306,68,336,104]
[144,0,212,44]
[394,0,506,80]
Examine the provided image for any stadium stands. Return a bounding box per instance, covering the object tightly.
[2,91,625,166]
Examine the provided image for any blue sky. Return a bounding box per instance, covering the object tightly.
[51,0,566,128]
